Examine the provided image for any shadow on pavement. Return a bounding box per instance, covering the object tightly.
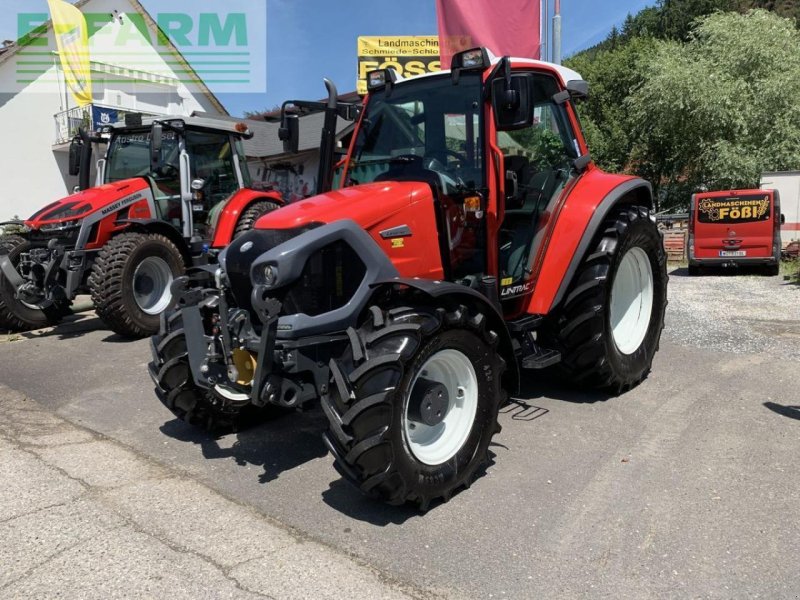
[518,374,613,404]
[763,402,800,421]
[3,313,109,342]
[160,407,329,484]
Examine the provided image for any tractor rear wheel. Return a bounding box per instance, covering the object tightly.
[0,235,68,332]
[89,232,184,338]
[553,205,667,394]
[323,302,505,510]
[150,311,281,431]
[233,200,280,239]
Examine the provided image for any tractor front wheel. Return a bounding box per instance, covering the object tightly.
[0,235,68,332]
[554,205,667,394]
[323,302,506,510]
[89,232,184,338]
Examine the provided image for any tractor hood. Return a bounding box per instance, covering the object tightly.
[25,177,151,229]
[253,181,433,231]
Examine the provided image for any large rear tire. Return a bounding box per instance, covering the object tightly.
[233,200,280,239]
[150,311,281,431]
[323,302,506,510]
[0,235,67,332]
[553,205,667,394]
[89,232,184,338]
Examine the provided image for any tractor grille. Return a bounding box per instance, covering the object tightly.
[225,225,321,311]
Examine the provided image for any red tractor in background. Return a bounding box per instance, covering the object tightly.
[0,115,285,337]
[150,49,668,509]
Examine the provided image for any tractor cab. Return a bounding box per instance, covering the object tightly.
[90,115,255,242]
[299,49,591,317]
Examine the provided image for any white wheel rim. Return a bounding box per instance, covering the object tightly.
[404,349,478,466]
[610,246,654,355]
[133,256,173,315]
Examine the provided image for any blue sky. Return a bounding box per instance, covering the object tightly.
[0,0,656,116]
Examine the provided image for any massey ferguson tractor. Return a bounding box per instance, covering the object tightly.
[0,115,283,337]
[150,49,668,509]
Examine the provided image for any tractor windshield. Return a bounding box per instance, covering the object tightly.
[105,129,181,199]
[348,73,484,192]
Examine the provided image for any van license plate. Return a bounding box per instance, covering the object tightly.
[719,250,746,257]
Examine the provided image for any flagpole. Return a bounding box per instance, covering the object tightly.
[553,0,562,64]
[541,0,549,61]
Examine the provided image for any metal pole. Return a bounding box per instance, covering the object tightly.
[553,0,562,65]
[542,0,549,61]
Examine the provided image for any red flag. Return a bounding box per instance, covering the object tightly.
[436,0,542,67]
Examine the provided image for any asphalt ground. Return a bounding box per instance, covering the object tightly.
[1,268,799,599]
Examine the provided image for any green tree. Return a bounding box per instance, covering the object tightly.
[626,10,800,209]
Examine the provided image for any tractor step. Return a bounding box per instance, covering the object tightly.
[521,345,561,370]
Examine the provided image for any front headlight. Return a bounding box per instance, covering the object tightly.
[262,265,278,287]
[40,220,80,232]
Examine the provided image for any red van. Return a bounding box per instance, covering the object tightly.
[688,189,782,276]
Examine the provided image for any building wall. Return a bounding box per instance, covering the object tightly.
[250,152,322,202]
[0,0,223,222]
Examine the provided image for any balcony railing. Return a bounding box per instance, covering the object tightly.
[53,104,159,145]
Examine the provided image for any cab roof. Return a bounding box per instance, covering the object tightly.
[107,114,253,138]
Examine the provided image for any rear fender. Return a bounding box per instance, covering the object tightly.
[211,189,283,248]
[369,278,519,394]
[528,173,653,315]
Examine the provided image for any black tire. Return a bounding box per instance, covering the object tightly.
[150,311,282,431]
[688,264,701,276]
[233,200,280,239]
[552,205,667,394]
[765,263,780,277]
[323,302,506,510]
[0,235,68,332]
[88,232,184,338]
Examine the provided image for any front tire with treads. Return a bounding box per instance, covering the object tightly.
[149,311,284,431]
[323,302,506,510]
[89,232,184,338]
[553,204,667,394]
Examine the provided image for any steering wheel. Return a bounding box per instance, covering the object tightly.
[155,162,179,179]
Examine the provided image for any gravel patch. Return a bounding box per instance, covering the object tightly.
[664,266,800,360]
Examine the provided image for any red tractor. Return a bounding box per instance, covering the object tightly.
[150,49,668,509]
[0,115,286,337]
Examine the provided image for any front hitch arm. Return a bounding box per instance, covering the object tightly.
[250,284,282,404]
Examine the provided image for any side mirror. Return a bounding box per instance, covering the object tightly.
[68,137,82,176]
[279,114,300,154]
[492,74,533,131]
[781,213,786,225]
[150,122,163,171]
[566,79,589,101]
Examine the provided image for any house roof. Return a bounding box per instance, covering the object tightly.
[0,0,227,115]
[197,112,355,160]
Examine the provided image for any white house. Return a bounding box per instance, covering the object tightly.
[0,0,228,221]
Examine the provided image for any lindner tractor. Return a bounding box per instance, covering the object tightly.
[0,115,283,337]
[150,49,668,509]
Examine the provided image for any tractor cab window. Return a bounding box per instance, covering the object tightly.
[498,75,580,292]
[348,73,485,192]
[106,130,182,222]
[186,131,239,235]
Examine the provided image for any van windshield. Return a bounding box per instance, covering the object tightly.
[697,194,771,224]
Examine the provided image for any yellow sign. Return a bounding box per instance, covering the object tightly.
[391,238,405,249]
[357,36,441,95]
[48,0,93,107]
[698,196,771,223]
